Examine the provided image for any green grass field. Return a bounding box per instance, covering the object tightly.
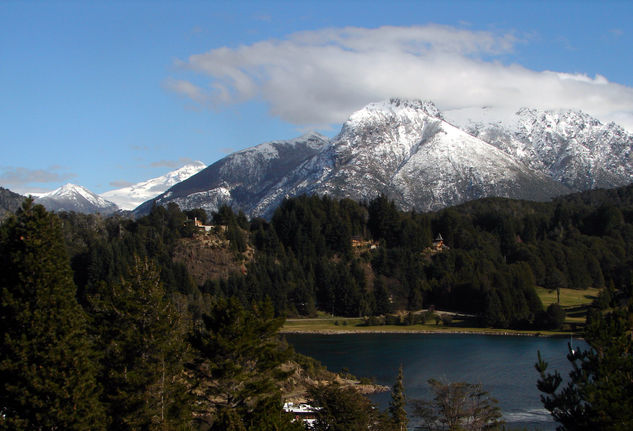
[281,287,601,335]
[536,286,600,327]
[535,286,600,308]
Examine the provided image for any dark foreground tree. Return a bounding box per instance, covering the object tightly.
[308,383,393,431]
[89,258,191,430]
[189,297,301,430]
[389,365,408,431]
[412,379,503,431]
[535,307,633,430]
[0,200,105,429]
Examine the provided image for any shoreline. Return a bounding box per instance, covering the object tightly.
[280,328,574,337]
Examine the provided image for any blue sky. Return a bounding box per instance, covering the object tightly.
[2,0,633,195]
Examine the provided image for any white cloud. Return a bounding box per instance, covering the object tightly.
[150,157,195,169]
[109,180,135,188]
[0,166,76,193]
[164,79,210,103]
[169,24,633,131]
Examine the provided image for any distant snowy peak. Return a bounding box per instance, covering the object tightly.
[36,184,118,214]
[101,161,206,210]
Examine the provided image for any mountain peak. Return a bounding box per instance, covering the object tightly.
[347,99,442,127]
[36,183,118,214]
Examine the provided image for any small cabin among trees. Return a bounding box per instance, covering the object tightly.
[432,233,448,251]
[351,235,378,250]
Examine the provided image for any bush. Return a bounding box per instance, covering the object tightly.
[545,303,566,330]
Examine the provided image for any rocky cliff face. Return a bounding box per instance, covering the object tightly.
[137,99,633,218]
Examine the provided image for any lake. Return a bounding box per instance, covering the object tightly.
[285,333,583,430]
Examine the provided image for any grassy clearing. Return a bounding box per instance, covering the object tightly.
[536,286,600,329]
[535,287,600,308]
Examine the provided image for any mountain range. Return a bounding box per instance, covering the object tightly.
[24,162,207,215]
[137,99,633,218]
[4,99,633,219]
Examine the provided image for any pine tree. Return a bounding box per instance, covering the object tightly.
[0,200,105,430]
[189,297,298,430]
[535,307,633,430]
[389,365,408,431]
[309,383,391,431]
[89,257,191,430]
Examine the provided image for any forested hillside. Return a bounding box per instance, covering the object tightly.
[50,185,633,331]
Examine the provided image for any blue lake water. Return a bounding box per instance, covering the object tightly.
[286,333,584,430]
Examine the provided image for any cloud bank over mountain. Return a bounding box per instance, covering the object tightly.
[169,25,633,131]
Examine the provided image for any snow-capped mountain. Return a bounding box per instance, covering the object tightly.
[465,108,633,191]
[247,99,570,216]
[138,99,592,218]
[134,133,329,216]
[35,184,119,214]
[101,161,206,210]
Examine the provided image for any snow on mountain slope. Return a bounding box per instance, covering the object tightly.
[35,184,118,214]
[252,99,568,215]
[101,161,206,210]
[134,132,329,216]
[466,108,633,190]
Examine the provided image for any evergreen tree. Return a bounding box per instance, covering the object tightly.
[89,257,190,430]
[189,298,297,430]
[389,365,408,431]
[535,307,633,430]
[309,383,391,431]
[0,200,105,430]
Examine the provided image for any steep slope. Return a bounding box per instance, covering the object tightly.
[0,187,26,221]
[135,133,329,216]
[467,108,633,190]
[101,161,206,210]
[35,184,118,214]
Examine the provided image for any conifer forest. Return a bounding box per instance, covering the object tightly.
[2,184,633,430]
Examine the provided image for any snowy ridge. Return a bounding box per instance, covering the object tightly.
[271,99,568,213]
[101,161,206,210]
[134,133,329,216]
[467,107,633,190]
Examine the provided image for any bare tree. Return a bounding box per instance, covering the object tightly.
[412,379,503,431]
